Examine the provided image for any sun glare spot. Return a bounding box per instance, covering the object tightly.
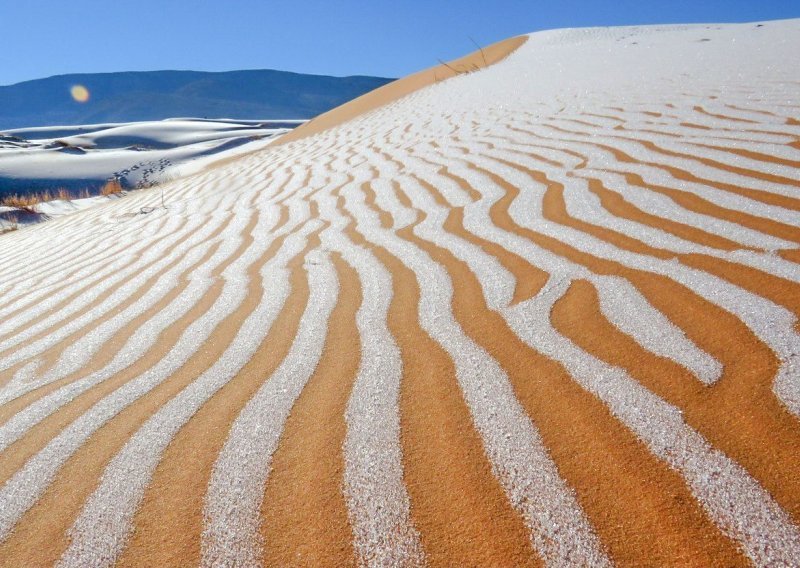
[70,84,90,103]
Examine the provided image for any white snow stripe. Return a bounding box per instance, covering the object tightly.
[461,148,800,417]
[0,213,191,361]
[0,203,251,451]
[0,193,310,539]
[0,206,281,544]
[201,250,338,567]
[405,144,723,386]
[0,212,186,339]
[57,220,321,568]
[504,277,800,566]
[591,276,722,384]
[4,169,296,400]
[320,168,426,567]
[341,170,610,566]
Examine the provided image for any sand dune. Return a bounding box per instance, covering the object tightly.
[0,119,298,198]
[1,19,799,567]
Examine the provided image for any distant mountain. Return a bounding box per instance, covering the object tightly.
[0,69,395,129]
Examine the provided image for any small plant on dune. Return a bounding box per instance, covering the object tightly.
[436,37,488,79]
[1,184,100,211]
[1,193,42,212]
[137,177,171,214]
[0,213,19,234]
[0,189,73,210]
[100,177,124,196]
[56,187,72,201]
[469,36,488,68]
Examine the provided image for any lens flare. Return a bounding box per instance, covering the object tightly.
[70,85,90,103]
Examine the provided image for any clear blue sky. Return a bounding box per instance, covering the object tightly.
[1,0,799,86]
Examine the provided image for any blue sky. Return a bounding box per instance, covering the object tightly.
[1,0,799,85]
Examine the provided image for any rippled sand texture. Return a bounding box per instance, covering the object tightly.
[1,19,800,568]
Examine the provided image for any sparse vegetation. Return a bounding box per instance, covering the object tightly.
[0,179,129,235]
[0,188,74,210]
[136,175,174,214]
[469,36,488,68]
[0,192,52,211]
[0,213,18,234]
[437,58,480,76]
[435,38,489,80]
[0,179,123,212]
[12,188,77,205]
[100,178,124,196]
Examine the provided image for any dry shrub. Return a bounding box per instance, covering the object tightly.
[100,178,123,196]
[0,179,124,213]
[0,213,19,234]
[0,193,44,210]
[1,186,82,210]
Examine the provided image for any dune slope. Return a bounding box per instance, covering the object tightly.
[0,19,799,567]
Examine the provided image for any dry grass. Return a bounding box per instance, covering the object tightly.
[0,213,19,234]
[100,178,123,196]
[0,180,121,211]
[0,192,49,210]
[0,178,127,235]
[0,188,77,208]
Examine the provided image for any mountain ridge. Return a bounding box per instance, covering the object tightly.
[0,68,394,129]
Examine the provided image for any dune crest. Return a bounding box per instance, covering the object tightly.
[274,35,528,146]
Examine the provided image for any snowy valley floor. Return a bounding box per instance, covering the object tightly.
[0,118,299,231]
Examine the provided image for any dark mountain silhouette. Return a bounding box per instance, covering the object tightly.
[0,69,394,129]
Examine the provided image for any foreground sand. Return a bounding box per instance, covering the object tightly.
[0,19,799,567]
